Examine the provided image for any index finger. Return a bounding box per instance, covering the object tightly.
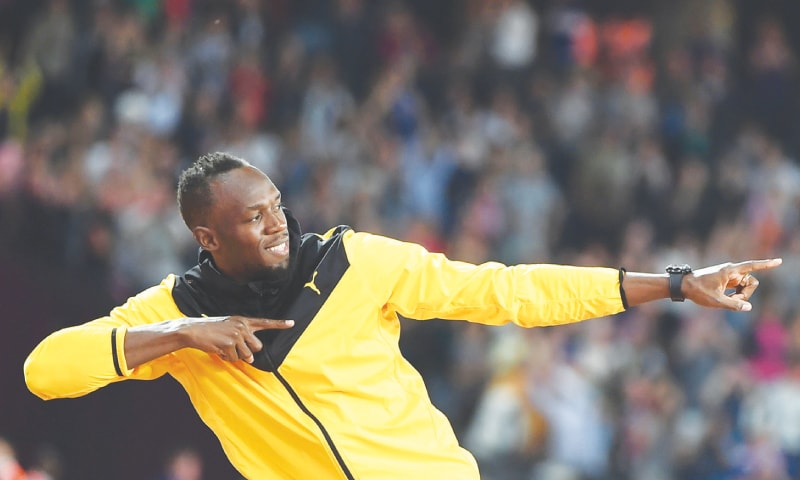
[245,318,295,331]
[734,258,783,273]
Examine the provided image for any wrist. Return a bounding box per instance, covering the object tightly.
[173,318,197,350]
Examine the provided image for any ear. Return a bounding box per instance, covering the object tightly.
[193,226,220,251]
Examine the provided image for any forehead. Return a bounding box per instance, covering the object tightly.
[210,166,278,210]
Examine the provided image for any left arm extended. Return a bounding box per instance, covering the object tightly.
[345,231,782,326]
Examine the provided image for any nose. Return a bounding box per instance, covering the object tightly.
[264,210,287,234]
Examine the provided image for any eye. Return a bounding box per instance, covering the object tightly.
[271,203,283,213]
[250,213,262,223]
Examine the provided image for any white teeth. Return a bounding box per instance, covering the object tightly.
[267,241,288,254]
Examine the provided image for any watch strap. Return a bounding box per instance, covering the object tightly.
[668,271,686,302]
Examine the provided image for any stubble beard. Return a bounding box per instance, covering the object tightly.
[256,256,293,283]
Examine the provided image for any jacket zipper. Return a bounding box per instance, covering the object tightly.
[262,346,355,480]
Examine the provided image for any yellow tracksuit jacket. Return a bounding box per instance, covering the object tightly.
[24,225,626,479]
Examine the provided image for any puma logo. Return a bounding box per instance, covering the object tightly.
[304,271,321,295]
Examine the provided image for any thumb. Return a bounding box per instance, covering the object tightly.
[735,301,752,312]
[717,294,751,312]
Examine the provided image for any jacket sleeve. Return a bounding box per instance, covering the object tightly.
[24,275,183,400]
[344,231,626,327]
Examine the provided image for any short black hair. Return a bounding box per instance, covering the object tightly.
[177,152,249,228]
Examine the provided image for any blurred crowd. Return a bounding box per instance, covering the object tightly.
[0,436,203,480]
[2,0,800,479]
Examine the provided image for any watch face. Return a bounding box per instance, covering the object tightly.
[666,264,692,274]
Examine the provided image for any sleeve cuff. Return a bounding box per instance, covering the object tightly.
[111,327,131,376]
[618,267,629,310]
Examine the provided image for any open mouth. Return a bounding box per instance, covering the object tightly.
[265,240,289,257]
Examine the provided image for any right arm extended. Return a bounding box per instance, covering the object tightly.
[24,279,292,400]
[25,314,293,400]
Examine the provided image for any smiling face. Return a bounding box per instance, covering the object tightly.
[193,165,291,283]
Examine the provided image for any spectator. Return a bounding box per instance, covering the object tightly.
[156,448,202,480]
[0,438,25,480]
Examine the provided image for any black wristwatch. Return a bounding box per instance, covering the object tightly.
[666,264,692,302]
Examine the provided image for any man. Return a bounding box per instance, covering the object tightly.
[24,152,781,479]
